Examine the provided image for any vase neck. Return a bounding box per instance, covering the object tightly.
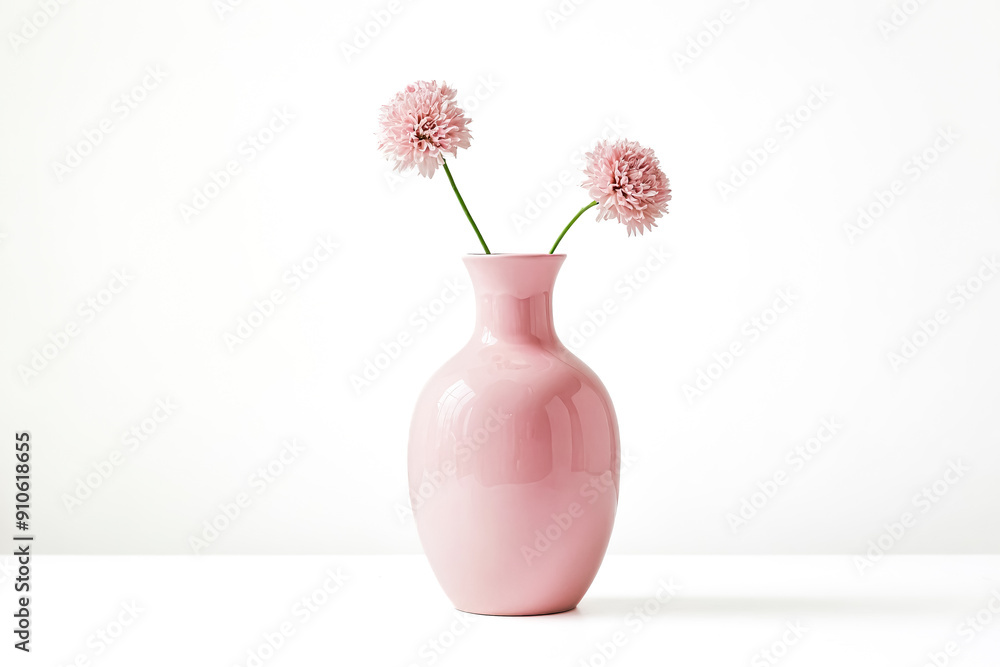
[463,254,565,345]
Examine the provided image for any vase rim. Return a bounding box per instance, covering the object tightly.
[464,253,566,258]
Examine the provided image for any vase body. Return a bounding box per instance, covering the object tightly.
[408,253,620,615]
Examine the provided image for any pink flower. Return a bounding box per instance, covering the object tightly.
[582,139,671,236]
[378,80,472,178]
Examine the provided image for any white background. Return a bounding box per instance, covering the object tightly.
[1,0,998,557]
[8,555,1000,666]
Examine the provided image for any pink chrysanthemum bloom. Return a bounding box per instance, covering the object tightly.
[582,139,671,236]
[378,80,472,178]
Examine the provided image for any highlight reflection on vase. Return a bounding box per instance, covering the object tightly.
[408,253,620,616]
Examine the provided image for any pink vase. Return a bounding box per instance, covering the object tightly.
[408,253,620,616]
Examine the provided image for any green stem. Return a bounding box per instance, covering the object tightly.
[441,159,490,254]
[549,201,598,254]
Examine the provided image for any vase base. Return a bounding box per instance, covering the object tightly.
[454,604,578,617]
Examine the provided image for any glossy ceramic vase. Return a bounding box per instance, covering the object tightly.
[408,253,620,615]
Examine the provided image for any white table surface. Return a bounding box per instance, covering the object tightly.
[8,555,1000,666]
